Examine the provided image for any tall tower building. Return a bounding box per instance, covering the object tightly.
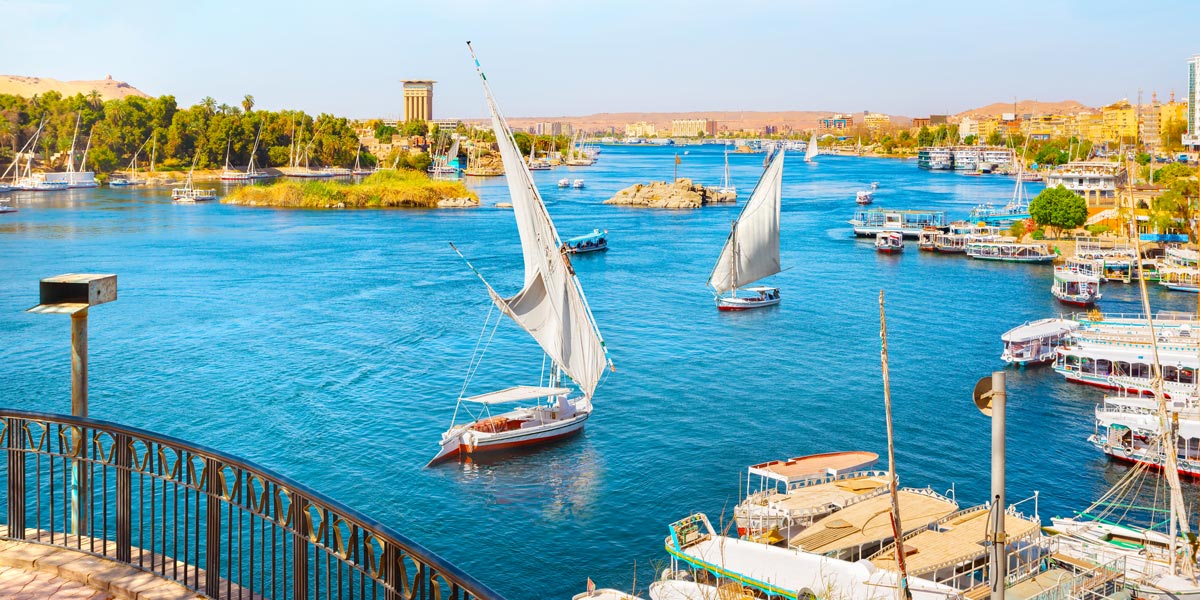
[1185,55,1200,149]
[402,80,435,123]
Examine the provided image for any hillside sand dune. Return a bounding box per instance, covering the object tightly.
[954,99,1093,118]
[0,75,149,101]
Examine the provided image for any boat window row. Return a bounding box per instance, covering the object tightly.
[1058,354,1196,383]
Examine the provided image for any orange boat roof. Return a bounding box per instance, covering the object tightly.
[747,451,880,484]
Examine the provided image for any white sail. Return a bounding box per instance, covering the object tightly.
[447,138,460,165]
[805,133,818,162]
[473,51,610,399]
[709,148,785,294]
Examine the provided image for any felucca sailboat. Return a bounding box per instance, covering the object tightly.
[707,147,785,311]
[804,132,818,162]
[427,42,614,467]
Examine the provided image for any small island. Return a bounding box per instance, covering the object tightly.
[222,170,479,209]
[603,178,736,209]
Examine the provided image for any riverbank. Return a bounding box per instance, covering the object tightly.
[221,170,478,209]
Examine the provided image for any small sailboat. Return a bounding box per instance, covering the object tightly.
[172,154,217,203]
[804,132,818,163]
[427,43,614,467]
[109,134,151,187]
[351,140,374,176]
[707,148,785,311]
[558,177,570,187]
[572,178,585,189]
[717,149,736,198]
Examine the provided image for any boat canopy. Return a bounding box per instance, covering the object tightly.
[746,451,879,485]
[563,229,606,244]
[1001,318,1079,343]
[462,386,570,404]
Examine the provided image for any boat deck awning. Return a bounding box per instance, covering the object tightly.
[1001,318,1079,343]
[747,451,879,485]
[461,386,569,404]
[563,230,606,244]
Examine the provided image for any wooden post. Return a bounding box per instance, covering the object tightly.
[71,308,88,418]
[989,372,1007,600]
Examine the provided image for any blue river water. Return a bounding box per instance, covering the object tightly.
[0,144,1196,598]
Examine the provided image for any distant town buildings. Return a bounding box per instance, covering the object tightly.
[863,113,891,131]
[536,122,565,136]
[1185,54,1200,149]
[670,119,717,137]
[625,121,657,138]
[819,114,854,131]
[401,80,435,122]
[1044,161,1128,207]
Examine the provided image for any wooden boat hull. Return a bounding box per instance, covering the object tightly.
[1053,294,1100,307]
[427,411,589,466]
[969,255,1055,263]
[716,295,781,311]
[564,243,607,255]
[875,247,903,254]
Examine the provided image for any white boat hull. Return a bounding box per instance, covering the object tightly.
[427,403,590,466]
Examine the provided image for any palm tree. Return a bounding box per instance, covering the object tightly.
[242,95,254,113]
[200,97,217,116]
[86,90,102,109]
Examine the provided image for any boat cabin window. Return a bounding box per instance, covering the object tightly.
[1066,355,1079,367]
[1164,366,1179,382]
[1095,359,1111,375]
[1081,358,1095,374]
[1115,361,1131,376]
[1182,368,1195,385]
[1131,363,1150,378]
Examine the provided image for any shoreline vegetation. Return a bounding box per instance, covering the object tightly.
[221,170,478,209]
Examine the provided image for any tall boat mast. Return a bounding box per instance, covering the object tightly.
[708,149,785,295]
[878,291,912,600]
[66,113,81,173]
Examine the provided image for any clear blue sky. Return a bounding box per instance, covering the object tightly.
[3,0,1196,119]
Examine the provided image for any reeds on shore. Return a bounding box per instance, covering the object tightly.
[222,170,478,209]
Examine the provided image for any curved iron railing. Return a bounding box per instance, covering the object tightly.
[0,409,503,600]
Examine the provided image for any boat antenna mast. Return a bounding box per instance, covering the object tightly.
[879,291,912,600]
[1126,154,1197,578]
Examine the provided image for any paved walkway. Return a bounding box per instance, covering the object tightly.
[0,539,199,600]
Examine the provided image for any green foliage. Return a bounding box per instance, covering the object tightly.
[1136,152,1151,166]
[222,168,476,208]
[1008,220,1026,239]
[401,120,428,137]
[1086,224,1110,235]
[374,124,398,142]
[1031,228,1045,240]
[917,126,933,147]
[986,130,1003,146]
[1163,116,1186,152]
[1029,185,1088,236]
[1154,161,1193,185]
[0,91,365,173]
[963,134,978,145]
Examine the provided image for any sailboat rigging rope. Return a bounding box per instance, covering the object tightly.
[457,302,500,400]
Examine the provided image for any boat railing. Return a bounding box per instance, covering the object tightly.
[1019,553,1127,600]
[0,409,502,600]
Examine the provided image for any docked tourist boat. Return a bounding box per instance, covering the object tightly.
[1160,267,1200,293]
[1053,344,1197,396]
[866,503,1045,594]
[664,513,963,600]
[917,227,939,251]
[563,229,607,254]
[1052,266,1102,306]
[1088,395,1200,476]
[916,147,953,170]
[733,451,885,542]
[573,179,585,189]
[172,155,217,203]
[849,208,947,238]
[1000,318,1079,366]
[427,44,614,467]
[855,190,873,205]
[804,132,817,163]
[966,240,1056,263]
[875,231,903,253]
[933,232,968,253]
[707,147,785,312]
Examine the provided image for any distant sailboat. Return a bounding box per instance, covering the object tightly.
[427,42,613,466]
[717,148,736,197]
[805,132,818,163]
[708,148,785,311]
[172,154,217,203]
[109,134,152,186]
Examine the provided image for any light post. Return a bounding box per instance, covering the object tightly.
[973,372,1006,600]
[27,273,117,534]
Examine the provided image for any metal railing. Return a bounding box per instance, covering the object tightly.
[0,409,503,600]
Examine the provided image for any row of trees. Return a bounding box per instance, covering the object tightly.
[0,91,386,174]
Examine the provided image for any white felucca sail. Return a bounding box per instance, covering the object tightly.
[708,148,785,295]
[471,44,611,400]
[805,133,818,162]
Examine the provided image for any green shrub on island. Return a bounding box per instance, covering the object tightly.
[222,170,478,209]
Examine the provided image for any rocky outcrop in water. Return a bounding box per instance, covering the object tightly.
[603,179,735,209]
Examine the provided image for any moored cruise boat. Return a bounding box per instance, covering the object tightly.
[563,229,608,254]
[1053,344,1197,396]
[1088,395,1200,477]
[733,451,883,541]
[916,147,953,170]
[849,208,947,238]
[1001,318,1079,365]
[917,227,938,251]
[951,147,979,171]
[966,240,1056,263]
[933,232,968,253]
[874,231,903,253]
